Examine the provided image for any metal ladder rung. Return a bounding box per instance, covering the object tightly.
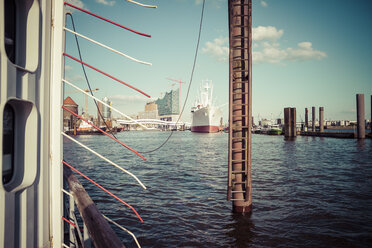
[230,198,246,201]
[231,190,246,193]
[232,58,250,61]
[232,92,249,95]
[233,181,246,185]
[231,148,246,151]
[232,70,249,73]
[231,159,247,162]
[232,35,249,39]
[231,47,249,50]
[232,170,247,174]
[231,136,248,140]
[232,126,250,129]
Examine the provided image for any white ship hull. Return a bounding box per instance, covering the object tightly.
[191,106,222,133]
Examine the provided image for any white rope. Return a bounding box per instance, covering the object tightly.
[63,27,152,66]
[62,188,73,197]
[103,214,141,248]
[61,132,147,190]
[126,0,157,8]
[62,79,152,130]
[62,244,69,248]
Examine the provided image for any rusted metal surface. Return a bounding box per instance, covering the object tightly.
[319,107,324,132]
[64,166,125,248]
[227,0,252,213]
[356,94,365,139]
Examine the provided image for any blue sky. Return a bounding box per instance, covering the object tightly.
[64,0,372,123]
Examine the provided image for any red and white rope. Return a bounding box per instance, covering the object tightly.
[64,2,151,37]
[64,27,152,66]
[62,79,153,130]
[63,53,150,98]
[62,132,146,189]
[62,160,144,222]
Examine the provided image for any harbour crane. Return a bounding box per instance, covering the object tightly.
[166,77,185,116]
[65,88,99,118]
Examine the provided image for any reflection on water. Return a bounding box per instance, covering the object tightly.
[64,132,372,247]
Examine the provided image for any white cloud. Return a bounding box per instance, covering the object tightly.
[65,0,86,12]
[96,0,115,6]
[253,41,327,64]
[202,25,326,64]
[202,37,229,62]
[286,42,327,61]
[260,0,268,7]
[253,26,283,41]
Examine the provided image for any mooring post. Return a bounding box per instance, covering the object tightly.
[284,107,291,137]
[227,0,252,213]
[312,106,316,132]
[305,108,308,131]
[290,108,297,136]
[356,94,365,139]
[319,107,324,132]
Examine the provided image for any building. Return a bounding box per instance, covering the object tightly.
[155,88,179,121]
[138,102,159,119]
[63,96,78,130]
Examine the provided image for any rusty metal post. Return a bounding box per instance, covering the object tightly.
[284,107,291,137]
[312,106,316,132]
[305,108,308,131]
[319,107,324,132]
[356,94,365,139]
[227,0,252,213]
[290,108,297,136]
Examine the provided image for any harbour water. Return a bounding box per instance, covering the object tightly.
[63,132,372,247]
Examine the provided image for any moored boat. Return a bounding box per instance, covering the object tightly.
[191,80,222,133]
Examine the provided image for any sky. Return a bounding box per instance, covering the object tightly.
[64,0,372,123]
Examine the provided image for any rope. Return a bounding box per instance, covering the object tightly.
[62,106,147,161]
[66,13,125,149]
[64,2,151,37]
[63,52,151,98]
[63,79,151,130]
[138,0,206,153]
[64,27,152,65]
[62,132,146,189]
[103,215,142,248]
[126,0,157,8]
[62,160,144,223]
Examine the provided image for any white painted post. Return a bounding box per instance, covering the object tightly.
[50,1,64,246]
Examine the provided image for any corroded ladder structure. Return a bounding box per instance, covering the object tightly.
[227,0,252,213]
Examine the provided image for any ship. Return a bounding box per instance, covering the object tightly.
[191,80,223,133]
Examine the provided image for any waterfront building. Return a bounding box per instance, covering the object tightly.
[155,88,180,121]
[63,96,78,130]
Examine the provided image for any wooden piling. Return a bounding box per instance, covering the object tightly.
[305,108,308,131]
[319,107,324,132]
[63,166,125,248]
[284,107,291,137]
[312,106,316,132]
[290,108,297,137]
[227,0,252,213]
[356,94,365,139]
